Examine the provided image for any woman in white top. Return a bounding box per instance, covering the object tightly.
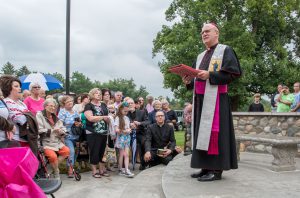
[0,75,29,147]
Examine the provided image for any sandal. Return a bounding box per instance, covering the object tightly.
[92,173,102,178]
[68,173,74,178]
[99,171,110,177]
[106,167,113,172]
[68,167,74,178]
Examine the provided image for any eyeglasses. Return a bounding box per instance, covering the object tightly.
[47,105,56,108]
[155,115,164,117]
[33,86,41,89]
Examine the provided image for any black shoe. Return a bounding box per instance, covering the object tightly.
[139,165,146,171]
[197,171,222,182]
[190,169,208,178]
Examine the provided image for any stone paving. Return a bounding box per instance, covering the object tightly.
[163,152,300,198]
[52,152,300,198]
[51,164,165,198]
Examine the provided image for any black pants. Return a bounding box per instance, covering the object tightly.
[136,134,146,166]
[148,149,179,167]
[107,135,114,149]
[86,133,107,165]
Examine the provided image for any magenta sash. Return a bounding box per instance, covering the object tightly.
[195,81,227,155]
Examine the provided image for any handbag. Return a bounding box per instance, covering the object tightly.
[105,147,116,164]
[103,133,116,163]
[71,124,83,136]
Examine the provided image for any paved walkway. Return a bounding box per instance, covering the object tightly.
[52,164,165,198]
[53,152,300,198]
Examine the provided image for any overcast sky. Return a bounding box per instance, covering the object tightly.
[0,0,174,98]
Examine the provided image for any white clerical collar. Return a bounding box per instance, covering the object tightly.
[157,123,164,127]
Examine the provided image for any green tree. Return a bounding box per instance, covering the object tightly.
[51,72,65,87]
[153,0,300,110]
[70,71,94,94]
[168,97,185,110]
[100,78,149,100]
[16,65,31,77]
[1,62,16,75]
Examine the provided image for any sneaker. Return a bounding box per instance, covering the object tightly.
[124,169,134,178]
[118,168,125,176]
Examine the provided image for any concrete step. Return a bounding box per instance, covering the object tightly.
[120,164,166,198]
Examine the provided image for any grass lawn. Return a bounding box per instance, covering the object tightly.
[175,130,185,148]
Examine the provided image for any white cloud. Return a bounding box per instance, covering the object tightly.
[0,0,173,98]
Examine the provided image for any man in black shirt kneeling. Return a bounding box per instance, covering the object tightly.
[144,110,179,167]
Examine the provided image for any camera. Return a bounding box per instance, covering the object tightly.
[74,117,80,122]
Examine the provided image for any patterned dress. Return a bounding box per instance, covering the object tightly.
[115,116,131,149]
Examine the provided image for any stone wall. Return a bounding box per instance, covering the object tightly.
[233,112,300,153]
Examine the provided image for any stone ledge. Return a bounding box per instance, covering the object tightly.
[232,112,300,116]
[236,134,300,171]
[236,134,300,145]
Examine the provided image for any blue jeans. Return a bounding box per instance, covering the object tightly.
[65,137,77,166]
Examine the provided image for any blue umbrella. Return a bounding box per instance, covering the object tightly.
[19,73,63,91]
[131,129,137,170]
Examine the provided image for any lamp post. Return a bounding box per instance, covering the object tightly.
[66,0,71,95]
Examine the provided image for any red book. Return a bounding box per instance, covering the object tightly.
[168,64,199,78]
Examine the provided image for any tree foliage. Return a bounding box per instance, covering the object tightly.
[70,71,94,94]
[0,63,150,99]
[100,78,149,100]
[16,65,31,77]
[153,0,300,110]
[1,62,16,75]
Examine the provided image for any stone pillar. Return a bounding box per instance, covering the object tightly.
[271,144,297,171]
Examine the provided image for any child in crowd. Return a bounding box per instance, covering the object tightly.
[114,102,134,178]
[248,93,264,112]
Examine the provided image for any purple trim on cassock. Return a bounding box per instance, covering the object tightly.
[195,81,227,155]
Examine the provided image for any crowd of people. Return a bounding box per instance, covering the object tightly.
[0,75,182,181]
[248,82,300,112]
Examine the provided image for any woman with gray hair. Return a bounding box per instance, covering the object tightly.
[148,100,169,124]
[23,82,45,115]
[58,95,81,178]
[145,95,154,113]
[84,88,110,178]
[162,100,178,129]
[36,98,70,178]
